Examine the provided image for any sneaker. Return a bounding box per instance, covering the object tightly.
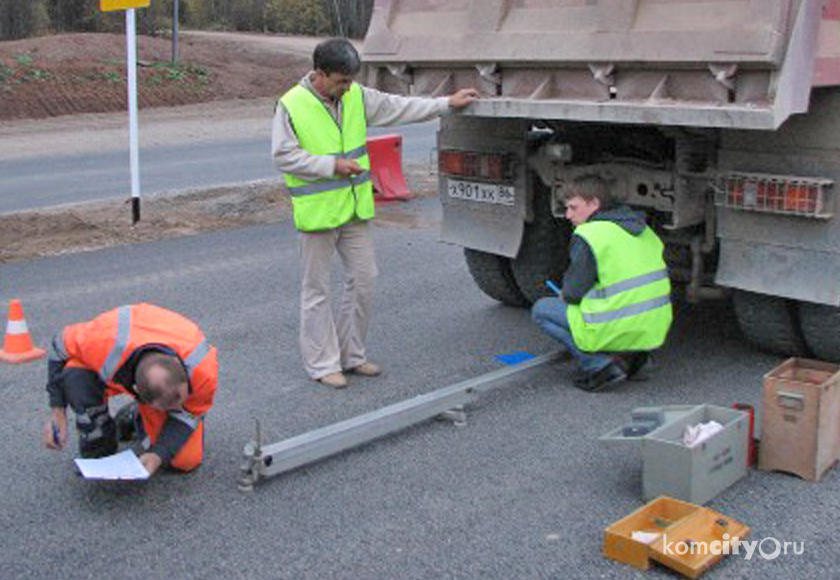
[625,352,651,381]
[572,363,627,392]
[613,352,651,381]
[345,362,381,377]
[115,401,140,442]
[317,372,348,388]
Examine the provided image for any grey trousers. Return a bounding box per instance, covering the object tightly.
[298,220,378,379]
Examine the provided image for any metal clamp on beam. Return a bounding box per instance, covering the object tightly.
[238,351,563,490]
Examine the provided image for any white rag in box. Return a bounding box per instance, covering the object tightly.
[682,420,724,448]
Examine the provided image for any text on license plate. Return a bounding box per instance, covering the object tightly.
[447,179,515,206]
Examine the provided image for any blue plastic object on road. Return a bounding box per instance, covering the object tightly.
[494,351,536,365]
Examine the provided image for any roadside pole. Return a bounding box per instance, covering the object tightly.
[172,0,179,64]
[100,0,150,225]
[127,8,141,224]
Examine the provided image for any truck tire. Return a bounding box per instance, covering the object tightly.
[464,248,530,307]
[798,302,840,362]
[732,290,809,357]
[510,180,571,304]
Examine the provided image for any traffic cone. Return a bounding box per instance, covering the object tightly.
[0,299,46,363]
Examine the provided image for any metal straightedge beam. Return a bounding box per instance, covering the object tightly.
[238,350,563,491]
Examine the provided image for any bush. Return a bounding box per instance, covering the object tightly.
[266,0,331,36]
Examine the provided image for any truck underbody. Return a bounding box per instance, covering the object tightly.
[363,0,840,360]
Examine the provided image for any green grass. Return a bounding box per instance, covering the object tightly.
[101,70,122,83]
[147,62,210,84]
[0,53,54,87]
[0,55,212,94]
[13,53,33,66]
[26,68,53,81]
[0,60,14,83]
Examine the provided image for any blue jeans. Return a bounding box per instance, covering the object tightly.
[532,297,613,373]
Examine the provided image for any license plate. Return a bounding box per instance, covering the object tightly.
[447,179,515,206]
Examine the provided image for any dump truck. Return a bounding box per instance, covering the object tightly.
[361,0,840,361]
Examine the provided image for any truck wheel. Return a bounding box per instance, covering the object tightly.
[732,290,809,357]
[464,248,530,307]
[798,302,840,362]
[510,181,571,304]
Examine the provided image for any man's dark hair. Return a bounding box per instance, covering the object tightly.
[563,174,614,209]
[135,352,188,406]
[313,38,361,76]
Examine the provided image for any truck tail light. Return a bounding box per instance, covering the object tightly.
[716,173,834,219]
[439,150,516,181]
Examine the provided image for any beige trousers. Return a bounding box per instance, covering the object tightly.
[298,220,378,379]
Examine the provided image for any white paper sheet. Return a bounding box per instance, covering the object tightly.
[631,531,660,544]
[74,449,150,480]
[682,420,724,448]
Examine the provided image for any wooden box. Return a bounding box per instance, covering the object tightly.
[604,496,751,579]
[604,496,698,570]
[759,357,840,481]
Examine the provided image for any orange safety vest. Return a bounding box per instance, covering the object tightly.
[58,303,218,470]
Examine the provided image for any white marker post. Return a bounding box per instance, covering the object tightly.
[100,0,150,224]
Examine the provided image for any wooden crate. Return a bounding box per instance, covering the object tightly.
[603,496,698,570]
[649,505,751,579]
[759,357,840,481]
[604,496,750,579]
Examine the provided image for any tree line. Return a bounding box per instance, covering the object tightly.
[0,0,374,41]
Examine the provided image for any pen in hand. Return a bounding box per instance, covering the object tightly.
[545,279,562,296]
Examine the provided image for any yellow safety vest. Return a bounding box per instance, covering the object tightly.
[567,221,672,352]
[280,82,373,232]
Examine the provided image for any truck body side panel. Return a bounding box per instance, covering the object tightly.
[815,0,840,85]
[716,88,840,305]
[363,0,836,129]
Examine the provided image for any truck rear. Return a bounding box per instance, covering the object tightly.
[361,0,840,360]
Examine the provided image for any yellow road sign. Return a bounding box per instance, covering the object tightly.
[101,0,150,11]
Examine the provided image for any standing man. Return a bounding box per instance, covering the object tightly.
[272,38,478,388]
[532,175,672,392]
[42,303,218,476]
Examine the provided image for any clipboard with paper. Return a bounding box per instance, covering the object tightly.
[74,449,150,480]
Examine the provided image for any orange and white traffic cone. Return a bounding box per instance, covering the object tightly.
[0,299,46,363]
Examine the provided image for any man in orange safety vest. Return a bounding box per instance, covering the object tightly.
[42,304,218,476]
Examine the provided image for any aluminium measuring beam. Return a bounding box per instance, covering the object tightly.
[238,350,563,490]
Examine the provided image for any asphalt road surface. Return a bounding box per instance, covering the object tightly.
[1,200,837,580]
[0,121,437,214]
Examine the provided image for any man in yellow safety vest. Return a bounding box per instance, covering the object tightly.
[532,175,673,392]
[272,38,478,388]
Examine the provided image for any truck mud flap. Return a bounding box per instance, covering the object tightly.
[716,238,840,306]
[439,201,524,258]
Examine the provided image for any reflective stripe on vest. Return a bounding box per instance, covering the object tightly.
[97,306,212,384]
[170,410,201,430]
[99,305,132,382]
[584,269,669,301]
[287,170,372,197]
[50,330,69,361]
[183,339,211,377]
[582,294,672,324]
[280,82,374,231]
[567,221,672,352]
[332,144,368,160]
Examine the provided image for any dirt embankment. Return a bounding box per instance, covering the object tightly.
[0,32,311,120]
[0,32,439,264]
